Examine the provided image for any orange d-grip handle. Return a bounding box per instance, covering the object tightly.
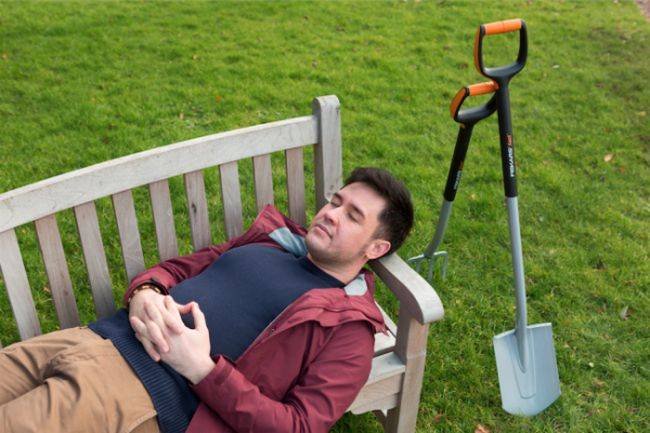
[474,18,527,80]
[483,19,523,35]
[468,81,498,96]
[450,81,498,119]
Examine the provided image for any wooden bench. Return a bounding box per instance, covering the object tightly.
[0,95,444,432]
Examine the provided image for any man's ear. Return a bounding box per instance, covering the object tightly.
[365,239,391,260]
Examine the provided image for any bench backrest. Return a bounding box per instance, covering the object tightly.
[0,95,342,345]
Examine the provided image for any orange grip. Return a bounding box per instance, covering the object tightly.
[468,81,498,96]
[449,87,467,119]
[483,19,522,35]
[450,81,498,119]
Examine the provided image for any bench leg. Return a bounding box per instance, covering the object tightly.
[385,304,429,433]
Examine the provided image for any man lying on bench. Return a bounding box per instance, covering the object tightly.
[0,167,414,433]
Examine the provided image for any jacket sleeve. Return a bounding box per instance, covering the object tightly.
[191,321,375,433]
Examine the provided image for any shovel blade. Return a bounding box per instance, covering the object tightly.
[493,323,560,416]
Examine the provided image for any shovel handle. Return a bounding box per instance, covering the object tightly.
[481,21,530,370]
[474,18,528,81]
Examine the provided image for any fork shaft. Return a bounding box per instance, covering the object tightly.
[424,200,453,257]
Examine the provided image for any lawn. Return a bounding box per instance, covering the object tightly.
[0,1,648,432]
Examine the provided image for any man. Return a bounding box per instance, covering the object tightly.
[0,167,414,433]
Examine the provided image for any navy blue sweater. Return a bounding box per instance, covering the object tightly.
[89,244,343,433]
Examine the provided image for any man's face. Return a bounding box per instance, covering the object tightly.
[305,182,389,265]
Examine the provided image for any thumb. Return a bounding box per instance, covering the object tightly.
[191,302,207,331]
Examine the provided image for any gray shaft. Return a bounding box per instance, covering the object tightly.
[424,199,453,257]
[506,196,529,372]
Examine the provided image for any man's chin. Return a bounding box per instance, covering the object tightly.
[305,232,328,257]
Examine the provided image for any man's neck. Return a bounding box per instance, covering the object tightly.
[306,253,363,286]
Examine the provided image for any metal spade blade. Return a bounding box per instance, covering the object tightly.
[493,323,560,416]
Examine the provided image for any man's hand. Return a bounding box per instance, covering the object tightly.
[128,288,185,361]
[131,296,215,384]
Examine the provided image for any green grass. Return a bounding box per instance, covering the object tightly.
[1,1,648,432]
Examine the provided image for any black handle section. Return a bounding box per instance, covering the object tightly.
[455,94,498,125]
[495,85,518,197]
[443,124,474,202]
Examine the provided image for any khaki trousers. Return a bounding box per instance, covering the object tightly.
[0,326,159,433]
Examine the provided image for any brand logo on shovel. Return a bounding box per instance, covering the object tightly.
[506,134,515,177]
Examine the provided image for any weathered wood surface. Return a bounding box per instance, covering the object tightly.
[312,95,343,211]
[149,180,179,261]
[0,116,317,233]
[112,190,145,282]
[285,147,306,227]
[34,214,80,329]
[370,253,445,325]
[252,154,274,214]
[0,229,41,340]
[74,201,115,318]
[220,161,243,240]
[349,352,405,414]
[184,170,212,252]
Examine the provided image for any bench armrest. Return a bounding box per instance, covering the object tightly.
[369,253,444,325]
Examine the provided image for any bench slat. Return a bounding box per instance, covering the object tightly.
[183,171,212,251]
[112,190,145,283]
[219,162,243,240]
[312,96,342,210]
[365,352,406,385]
[374,329,396,356]
[149,180,179,261]
[349,352,405,414]
[34,214,80,328]
[285,147,306,227]
[352,393,400,416]
[252,154,274,214]
[0,229,41,340]
[74,201,115,319]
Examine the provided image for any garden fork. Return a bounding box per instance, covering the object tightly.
[410,81,498,282]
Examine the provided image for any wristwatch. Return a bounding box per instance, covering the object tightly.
[127,283,163,305]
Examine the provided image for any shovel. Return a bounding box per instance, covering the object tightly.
[474,18,560,416]
[409,81,498,282]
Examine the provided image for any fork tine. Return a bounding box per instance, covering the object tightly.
[441,253,449,279]
[427,258,435,282]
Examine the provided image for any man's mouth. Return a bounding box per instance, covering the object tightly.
[313,223,331,238]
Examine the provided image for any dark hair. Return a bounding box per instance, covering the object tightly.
[344,167,414,257]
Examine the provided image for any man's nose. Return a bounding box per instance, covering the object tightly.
[323,206,340,225]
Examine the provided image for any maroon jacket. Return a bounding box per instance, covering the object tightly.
[124,205,387,433]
